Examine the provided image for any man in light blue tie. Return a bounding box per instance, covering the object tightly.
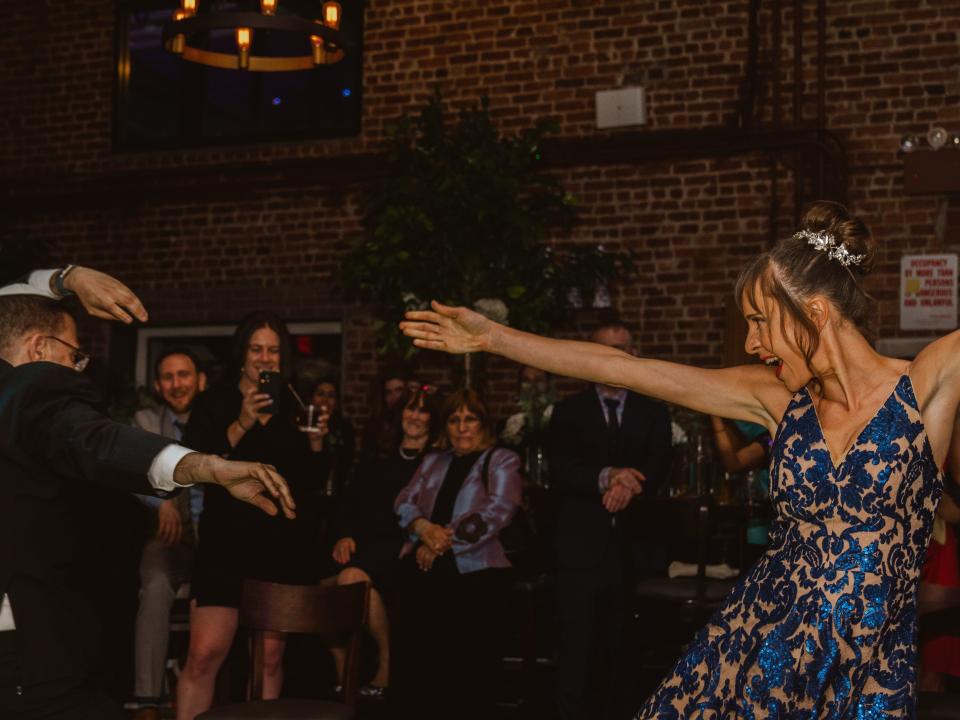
[131,348,207,720]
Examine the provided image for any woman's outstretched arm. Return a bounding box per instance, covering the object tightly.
[401,301,790,432]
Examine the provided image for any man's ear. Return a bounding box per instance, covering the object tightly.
[198,371,207,392]
[25,333,47,363]
[806,296,831,332]
[153,378,161,395]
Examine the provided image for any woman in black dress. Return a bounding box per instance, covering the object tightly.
[325,386,442,696]
[176,312,328,720]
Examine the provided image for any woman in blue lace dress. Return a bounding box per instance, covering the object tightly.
[399,201,957,718]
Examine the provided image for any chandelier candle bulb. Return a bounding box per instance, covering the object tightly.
[181,0,196,17]
[311,25,326,65]
[260,0,277,14]
[323,1,342,29]
[236,27,251,69]
[170,9,187,54]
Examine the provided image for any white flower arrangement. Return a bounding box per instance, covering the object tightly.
[500,412,527,445]
[473,297,510,325]
[671,421,688,447]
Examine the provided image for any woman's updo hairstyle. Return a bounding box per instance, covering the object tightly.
[735,200,876,374]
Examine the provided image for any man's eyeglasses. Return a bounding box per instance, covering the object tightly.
[44,336,90,372]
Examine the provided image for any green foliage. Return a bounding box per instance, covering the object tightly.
[342,91,634,354]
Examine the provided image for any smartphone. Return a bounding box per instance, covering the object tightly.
[257,370,282,415]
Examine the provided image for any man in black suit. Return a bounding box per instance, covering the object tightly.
[0,292,296,720]
[548,322,672,720]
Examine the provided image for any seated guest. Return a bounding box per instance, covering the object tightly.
[131,348,207,720]
[391,389,522,720]
[325,385,442,697]
[709,415,771,545]
[176,312,329,720]
[310,377,356,498]
[360,366,418,458]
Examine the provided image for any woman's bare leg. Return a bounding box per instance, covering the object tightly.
[338,567,390,687]
[176,603,238,720]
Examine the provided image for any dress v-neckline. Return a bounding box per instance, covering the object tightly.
[805,374,907,474]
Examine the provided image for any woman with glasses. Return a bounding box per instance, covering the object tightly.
[391,389,522,720]
[323,385,442,698]
[176,311,329,720]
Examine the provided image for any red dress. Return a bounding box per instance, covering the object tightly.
[920,522,960,676]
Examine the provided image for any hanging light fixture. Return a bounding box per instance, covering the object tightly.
[162,0,347,72]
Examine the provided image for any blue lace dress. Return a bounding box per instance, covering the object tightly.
[637,375,943,719]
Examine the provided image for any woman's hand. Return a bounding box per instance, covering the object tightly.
[239,385,272,430]
[303,407,331,452]
[415,520,454,554]
[332,537,356,565]
[400,301,494,355]
[416,544,439,572]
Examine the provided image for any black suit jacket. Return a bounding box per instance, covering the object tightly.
[0,359,172,686]
[547,387,671,570]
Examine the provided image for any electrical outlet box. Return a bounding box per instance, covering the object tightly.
[595,87,647,129]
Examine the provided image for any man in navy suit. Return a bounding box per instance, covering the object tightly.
[548,322,672,720]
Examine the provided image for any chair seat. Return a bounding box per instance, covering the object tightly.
[198,699,355,720]
[918,690,960,720]
[635,576,737,603]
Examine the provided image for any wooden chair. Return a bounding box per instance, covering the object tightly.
[631,497,743,673]
[198,579,369,720]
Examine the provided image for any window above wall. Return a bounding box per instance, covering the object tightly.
[114,0,363,150]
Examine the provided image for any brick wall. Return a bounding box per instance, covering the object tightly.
[1,0,958,424]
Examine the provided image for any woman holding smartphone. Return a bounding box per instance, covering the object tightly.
[176,311,329,720]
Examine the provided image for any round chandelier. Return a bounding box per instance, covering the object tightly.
[162,0,346,72]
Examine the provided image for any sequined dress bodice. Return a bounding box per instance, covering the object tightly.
[637,375,942,719]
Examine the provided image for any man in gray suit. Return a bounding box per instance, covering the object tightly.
[132,348,206,720]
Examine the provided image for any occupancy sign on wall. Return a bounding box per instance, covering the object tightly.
[900,254,958,330]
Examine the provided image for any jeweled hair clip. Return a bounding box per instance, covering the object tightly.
[793,229,865,267]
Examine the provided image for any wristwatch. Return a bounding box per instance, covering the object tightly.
[54,265,76,297]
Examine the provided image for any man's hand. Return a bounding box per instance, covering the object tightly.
[62,267,148,324]
[413,519,454,554]
[400,300,494,355]
[332,537,356,565]
[156,500,183,546]
[173,453,296,519]
[602,484,635,513]
[416,544,439,572]
[608,467,645,494]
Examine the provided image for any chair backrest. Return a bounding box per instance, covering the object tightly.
[239,580,369,705]
[240,579,368,635]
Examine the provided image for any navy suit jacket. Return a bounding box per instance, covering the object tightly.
[548,387,671,570]
[0,359,172,685]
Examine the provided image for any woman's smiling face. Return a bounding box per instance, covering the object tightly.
[742,283,815,392]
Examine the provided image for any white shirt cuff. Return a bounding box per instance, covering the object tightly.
[0,269,58,299]
[599,467,613,493]
[0,593,15,631]
[148,445,196,492]
[28,269,58,298]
